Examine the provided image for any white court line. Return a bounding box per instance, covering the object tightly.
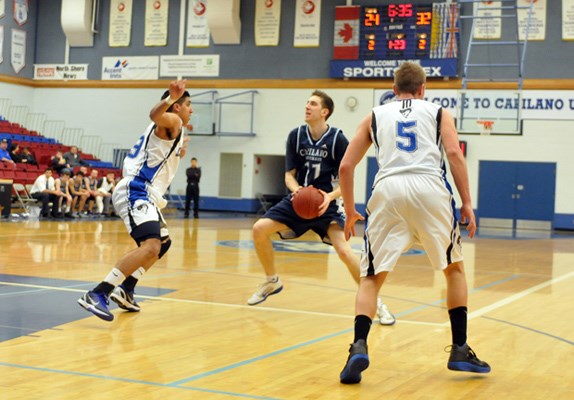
[0,281,441,327]
[441,270,574,327]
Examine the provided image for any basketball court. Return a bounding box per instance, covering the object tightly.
[1,215,573,399]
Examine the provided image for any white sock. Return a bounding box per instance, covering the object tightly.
[266,274,278,283]
[104,268,126,287]
[131,266,146,280]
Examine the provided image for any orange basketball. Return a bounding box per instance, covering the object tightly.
[292,186,323,219]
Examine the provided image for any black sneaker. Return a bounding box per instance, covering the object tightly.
[447,343,491,373]
[340,339,370,384]
[109,284,141,312]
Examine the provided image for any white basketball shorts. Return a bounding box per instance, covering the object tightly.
[113,178,169,242]
[361,173,463,277]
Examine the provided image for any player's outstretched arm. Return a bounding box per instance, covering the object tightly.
[339,113,373,240]
[149,79,188,138]
[440,109,476,238]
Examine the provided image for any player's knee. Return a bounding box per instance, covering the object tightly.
[140,239,162,259]
[158,238,172,259]
[252,220,269,241]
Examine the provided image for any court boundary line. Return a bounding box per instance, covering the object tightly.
[481,316,574,346]
[0,362,279,400]
[441,270,574,326]
[0,281,443,326]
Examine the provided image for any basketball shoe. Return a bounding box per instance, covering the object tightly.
[447,343,491,373]
[109,284,141,312]
[340,339,370,384]
[247,278,283,305]
[377,298,396,325]
[78,291,114,321]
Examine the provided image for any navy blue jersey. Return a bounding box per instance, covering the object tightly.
[285,125,348,193]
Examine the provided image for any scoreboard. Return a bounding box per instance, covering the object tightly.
[331,2,460,79]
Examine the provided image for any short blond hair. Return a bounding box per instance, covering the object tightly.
[394,62,426,95]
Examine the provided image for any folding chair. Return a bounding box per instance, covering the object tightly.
[12,183,41,217]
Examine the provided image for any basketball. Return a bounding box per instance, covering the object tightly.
[292,186,324,219]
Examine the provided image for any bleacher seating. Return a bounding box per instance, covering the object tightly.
[0,117,122,188]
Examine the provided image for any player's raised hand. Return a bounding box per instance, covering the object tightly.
[169,79,188,101]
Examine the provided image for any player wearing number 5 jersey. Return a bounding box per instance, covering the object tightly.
[247,90,395,327]
[78,80,192,321]
[338,62,490,384]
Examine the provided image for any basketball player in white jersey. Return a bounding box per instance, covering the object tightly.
[78,79,191,321]
[338,62,490,383]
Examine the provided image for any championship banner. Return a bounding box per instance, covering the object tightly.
[563,0,574,40]
[0,0,5,19]
[0,26,3,64]
[332,6,360,60]
[186,0,209,47]
[473,1,501,40]
[145,0,168,46]
[160,55,219,77]
[255,0,281,46]
[11,28,25,73]
[430,2,460,59]
[293,0,321,47]
[101,56,159,80]
[13,0,27,26]
[109,0,132,47]
[518,0,546,41]
[34,64,88,80]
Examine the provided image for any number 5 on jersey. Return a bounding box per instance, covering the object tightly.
[396,121,417,152]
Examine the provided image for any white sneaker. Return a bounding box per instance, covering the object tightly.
[377,298,396,325]
[247,278,283,305]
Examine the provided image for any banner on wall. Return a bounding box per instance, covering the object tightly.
[332,6,360,59]
[160,55,219,77]
[374,89,574,122]
[11,28,25,73]
[109,0,132,47]
[0,0,5,19]
[101,56,159,80]
[0,26,3,64]
[34,64,88,80]
[563,0,574,40]
[518,0,546,41]
[293,0,321,47]
[186,0,209,47]
[145,0,168,46]
[13,0,27,26]
[473,1,502,39]
[255,0,281,46]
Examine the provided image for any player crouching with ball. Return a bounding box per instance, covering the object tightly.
[247,90,395,326]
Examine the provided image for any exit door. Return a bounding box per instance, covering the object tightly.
[478,161,556,230]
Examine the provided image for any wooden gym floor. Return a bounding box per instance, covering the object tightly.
[0,215,573,399]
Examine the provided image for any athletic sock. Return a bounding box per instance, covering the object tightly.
[266,274,279,283]
[448,306,468,346]
[93,268,125,295]
[122,267,145,292]
[353,314,372,343]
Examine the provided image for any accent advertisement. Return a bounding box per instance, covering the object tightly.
[101,56,159,80]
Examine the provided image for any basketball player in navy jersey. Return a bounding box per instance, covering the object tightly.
[247,90,395,326]
[338,62,490,384]
[78,80,191,321]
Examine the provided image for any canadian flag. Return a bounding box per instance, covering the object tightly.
[333,6,360,60]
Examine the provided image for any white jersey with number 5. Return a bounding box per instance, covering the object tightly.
[371,99,444,186]
[122,122,184,205]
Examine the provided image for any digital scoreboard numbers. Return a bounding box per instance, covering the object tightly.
[331,2,460,79]
[361,5,433,59]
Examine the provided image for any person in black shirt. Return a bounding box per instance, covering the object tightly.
[184,157,201,218]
